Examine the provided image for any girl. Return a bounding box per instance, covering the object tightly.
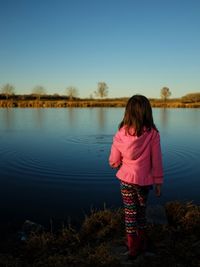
[109,95,163,259]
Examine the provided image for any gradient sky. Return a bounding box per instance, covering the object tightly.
[0,0,200,98]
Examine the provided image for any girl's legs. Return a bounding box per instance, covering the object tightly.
[136,186,149,251]
[120,181,149,257]
[136,185,149,228]
[120,181,139,257]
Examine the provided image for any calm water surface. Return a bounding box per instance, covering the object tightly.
[0,108,200,226]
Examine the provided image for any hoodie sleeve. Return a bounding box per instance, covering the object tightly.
[151,131,164,184]
[109,131,122,168]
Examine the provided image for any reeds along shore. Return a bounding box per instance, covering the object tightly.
[0,201,200,267]
[0,99,200,108]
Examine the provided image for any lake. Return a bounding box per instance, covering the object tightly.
[0,108,200,227]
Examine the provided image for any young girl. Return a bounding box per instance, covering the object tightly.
[109,95,163,259]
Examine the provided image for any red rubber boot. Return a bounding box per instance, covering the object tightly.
[127,233,140,259]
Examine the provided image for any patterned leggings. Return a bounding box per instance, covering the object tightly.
[120,181,150,235]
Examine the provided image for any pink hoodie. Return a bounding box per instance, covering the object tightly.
[109,127,163,186]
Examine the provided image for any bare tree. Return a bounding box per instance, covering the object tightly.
[94,82,108,98]
[1,83,15,99]
[161,87,171,102]
[66,86,78,100]
[33,86,46,100]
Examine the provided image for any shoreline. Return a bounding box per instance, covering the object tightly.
[0,201,200,267]
[0,99,200,108]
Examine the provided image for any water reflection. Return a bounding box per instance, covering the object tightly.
[67,108,75,127]
[190,109,200,127]
[34,109,45,129]
[97,108,106,129]
[2,108,14,131]
[160,108,169,129]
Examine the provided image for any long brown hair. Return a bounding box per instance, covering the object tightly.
[119,95,157,136]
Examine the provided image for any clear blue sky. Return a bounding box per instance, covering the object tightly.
[0,0,200,98]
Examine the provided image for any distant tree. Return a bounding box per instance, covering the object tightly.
[94,82,108,98]
[161,87,171,102]
[32,86,46,100]
[66,86,78,100]
[181,93,200,103]
[1,83,15,99]
[52,93,60,100]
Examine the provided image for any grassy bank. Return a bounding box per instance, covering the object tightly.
[0,98,200,108]
[0,201,200,267]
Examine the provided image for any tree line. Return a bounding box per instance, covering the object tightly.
[1,83,200,103]
[0,82,109,100]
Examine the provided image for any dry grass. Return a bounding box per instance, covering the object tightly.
[1,99,200,108]
[80,207,124,243]
[0,202,200,266]
[165,201,200,234]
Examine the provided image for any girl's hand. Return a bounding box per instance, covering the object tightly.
[111,163,122,169]
[116,163,122,169]
[155,184,162,197]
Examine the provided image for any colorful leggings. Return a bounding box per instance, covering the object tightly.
[120,181,150,235]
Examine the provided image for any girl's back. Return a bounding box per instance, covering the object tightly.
[109,126,163,186]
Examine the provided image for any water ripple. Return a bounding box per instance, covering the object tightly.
[61,134,113,145]
[163,144,199,178]
[1,141,199,185]
[0,145,113,185]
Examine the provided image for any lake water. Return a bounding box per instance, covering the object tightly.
[0,108,200,227]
